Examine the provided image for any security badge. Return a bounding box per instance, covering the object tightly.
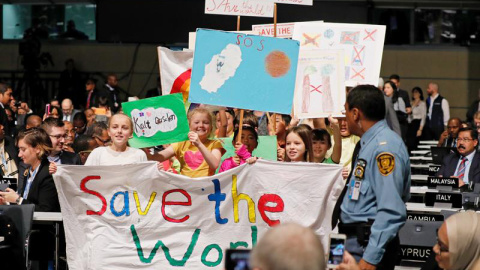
[376,152,395,176]
[349,159,366,201]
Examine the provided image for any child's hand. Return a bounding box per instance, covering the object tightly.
[328,115,339,128]
[157,162,164,171]
[342,167,349,180]
[246,157,258,164]
[277,147,285,162]
[188,131,201,146]
[232,155,241,166]
[49,162,57,175]
[234,142,243,153]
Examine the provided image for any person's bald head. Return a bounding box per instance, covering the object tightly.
[26,115,42,130]
[427,82,439,96]
[250,223,325,270]
[62,98,74,115]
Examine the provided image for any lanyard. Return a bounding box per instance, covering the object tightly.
[23,165,40,199]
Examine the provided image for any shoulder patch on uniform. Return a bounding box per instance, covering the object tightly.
[376,152,395,176]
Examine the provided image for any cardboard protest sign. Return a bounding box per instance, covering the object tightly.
[188,31,256,51]
[205,0,274,17]
[220,135,277,161]
[217,135,277,173]
[294,49,346,118]
[54,160,343,269]
[190,29,300,114]
[122,94,189,148]
[158,47,193,102]
[293,22,386,87]
[252,22,295,38]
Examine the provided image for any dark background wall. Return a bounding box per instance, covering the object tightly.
[96,0,368,44]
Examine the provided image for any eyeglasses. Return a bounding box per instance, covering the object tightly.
[457,138,474,142]
[49,134,67,140]
[94,136,111,145]
[73,124,86,131]
[79,150,92,155]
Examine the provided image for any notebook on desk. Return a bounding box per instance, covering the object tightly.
[430,147,456,165]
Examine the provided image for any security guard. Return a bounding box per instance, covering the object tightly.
[337,85,411,270]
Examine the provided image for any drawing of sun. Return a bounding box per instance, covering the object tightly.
[265,50,291,78]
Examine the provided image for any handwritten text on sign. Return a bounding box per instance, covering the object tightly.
[53,161,343,269]
[131,107,177,137]
[205,0,274,18]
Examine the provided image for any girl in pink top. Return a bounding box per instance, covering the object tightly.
[219,126,258,172]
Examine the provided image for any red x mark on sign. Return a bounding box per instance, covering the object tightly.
[302,33,320,46]
[353,46,365,65]
[351,68,366,80]
[310,84,322,93]
[363,29,377,41]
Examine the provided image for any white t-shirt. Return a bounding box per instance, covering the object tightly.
[85,146,147,166]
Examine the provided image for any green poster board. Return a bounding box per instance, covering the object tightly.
[122,94,189,148]
[217,136,278,173]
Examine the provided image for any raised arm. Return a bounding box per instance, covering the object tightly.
[329,116,342,164]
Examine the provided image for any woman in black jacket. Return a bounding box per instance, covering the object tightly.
[0,128,59,212]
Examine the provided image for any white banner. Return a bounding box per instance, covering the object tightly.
[205,0,274,17]
[54,160,343,269]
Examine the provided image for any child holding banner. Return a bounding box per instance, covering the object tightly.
[50,113,146,173]
[147,108,224,177]
[285,125,314,162]
[219,126,258,172]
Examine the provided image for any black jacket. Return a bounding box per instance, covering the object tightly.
[436,151,480,185]
[59,150,82,165]
[18,158,60,212]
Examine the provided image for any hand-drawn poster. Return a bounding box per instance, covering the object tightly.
[294,50,345,118]
[205,0,274,17]
[190,29,300,114]
[293,22,386,87]
[122,94,189,148]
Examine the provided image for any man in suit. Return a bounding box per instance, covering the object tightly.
[389,74,412,114]
[437,127,480,187]
[61,98,80,122]
[437,117,461,147]
[41,117,82,165]
[0,83,14,137]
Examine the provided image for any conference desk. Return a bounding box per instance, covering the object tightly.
[411,150,430,156]
[417,145,432,149]
[419,140,438,145]
[33,212,62,270]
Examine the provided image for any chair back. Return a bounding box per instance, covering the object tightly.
[0,205,35,251]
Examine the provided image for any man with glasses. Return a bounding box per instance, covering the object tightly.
[72,135,98,165]
[91,122,111,146]
[437,127,480,187]
[40,117,82,165]
[72,112,87,137]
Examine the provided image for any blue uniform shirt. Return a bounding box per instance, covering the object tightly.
[340,120,411,265]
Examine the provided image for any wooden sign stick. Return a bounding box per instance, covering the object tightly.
[237,110,245,143]
[272,3,278,133]
[236,16,244,143]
